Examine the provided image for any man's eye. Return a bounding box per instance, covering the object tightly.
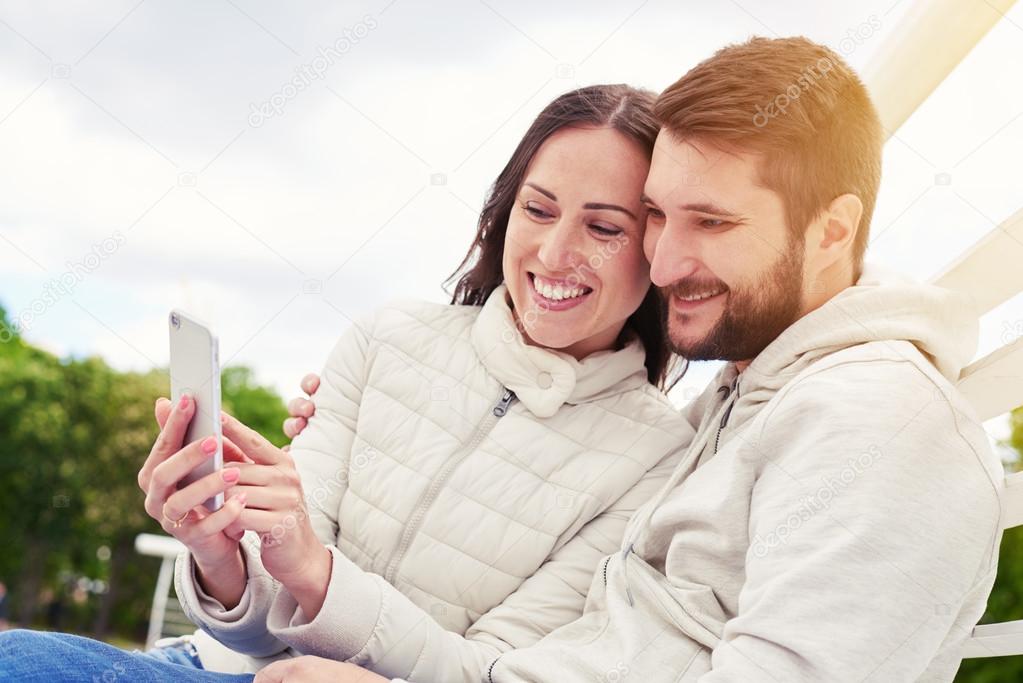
[646,208,665,220]
[700,218,729,229]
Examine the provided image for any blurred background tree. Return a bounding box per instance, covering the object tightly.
[0,301,288,644]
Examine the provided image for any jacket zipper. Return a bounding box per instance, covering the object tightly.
[713,376,740,456]
[383,387,517,584]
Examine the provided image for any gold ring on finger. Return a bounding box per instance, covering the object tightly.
[163,507,190,529]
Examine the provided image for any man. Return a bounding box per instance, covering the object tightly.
[269,36,1003,682]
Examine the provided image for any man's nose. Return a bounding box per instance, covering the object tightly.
[648,223,701,287]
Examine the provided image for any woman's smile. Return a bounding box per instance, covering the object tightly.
[527,272,594,311]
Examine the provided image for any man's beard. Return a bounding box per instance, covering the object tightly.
[661,239,805,363]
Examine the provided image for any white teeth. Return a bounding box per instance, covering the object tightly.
[679,290,725,302]
[533,275,588,302]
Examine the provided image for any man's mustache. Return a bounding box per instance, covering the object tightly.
[660,278,730,299]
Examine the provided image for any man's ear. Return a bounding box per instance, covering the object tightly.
[819,193,862,253]
[808,193,862,281]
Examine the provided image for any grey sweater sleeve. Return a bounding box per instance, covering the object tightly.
[174,531,290,657]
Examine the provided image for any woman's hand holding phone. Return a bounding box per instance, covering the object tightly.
[141,374,331,618]
[217,411,333,621]
[139,394,251,608]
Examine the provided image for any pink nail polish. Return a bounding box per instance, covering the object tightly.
[200,437,217,454]
[222,468,239,482]
[236,493,248,505]
[179,394,189,409]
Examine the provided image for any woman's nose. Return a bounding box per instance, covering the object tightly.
[536,220,583,272]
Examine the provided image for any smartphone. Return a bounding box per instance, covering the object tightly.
[168,309,223,512]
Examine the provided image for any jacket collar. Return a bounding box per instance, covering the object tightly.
[470,285,650,418]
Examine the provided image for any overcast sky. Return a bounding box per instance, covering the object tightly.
[2,0,1022,442]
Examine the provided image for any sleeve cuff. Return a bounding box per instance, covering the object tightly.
[267,545,384,660]
[174,532,277,631]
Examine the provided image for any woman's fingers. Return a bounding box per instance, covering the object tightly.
[282,416,306,439]
[143,436,218,517]
[234,508,301,535]
[223,435,251,464]
[223,484,302,512]
[300,373,320,396]
[163,467,243,520]
[221,413,283,466]
[154,397,173,429]
[138,395,195,492]
[179,495,248,541]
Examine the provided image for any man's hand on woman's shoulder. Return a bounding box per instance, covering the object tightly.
[282,372,320,443]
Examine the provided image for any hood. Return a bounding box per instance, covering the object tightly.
[742,261,978,391]
[471,284,650,418]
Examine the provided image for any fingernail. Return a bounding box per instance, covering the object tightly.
[179,394,189,409]
[222,467,239,483]
[220,414,227,424]
[236,493,247,506]
[200,437,218,454]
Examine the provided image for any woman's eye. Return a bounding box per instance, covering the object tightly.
[523,202,553,219]
[589,224,623,237]
[699,218,729,229]
[646,208,665,221]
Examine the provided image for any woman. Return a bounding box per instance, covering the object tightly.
[0,84,695,683]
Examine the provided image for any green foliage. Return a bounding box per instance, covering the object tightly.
[221,366,289,448]
[0,302,289,641]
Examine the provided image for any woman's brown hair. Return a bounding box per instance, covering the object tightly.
[446,84,679,387]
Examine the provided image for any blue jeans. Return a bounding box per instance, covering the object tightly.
[0,629,254,682]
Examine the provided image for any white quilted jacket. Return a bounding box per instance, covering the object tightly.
[175,285,694,681]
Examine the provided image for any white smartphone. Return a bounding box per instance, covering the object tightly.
[168,309,224,512]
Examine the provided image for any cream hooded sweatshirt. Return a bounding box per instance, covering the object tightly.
[173,286,694,680]
[487,264,1004,682]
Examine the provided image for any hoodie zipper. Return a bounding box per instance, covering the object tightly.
[713,375,740,456]
[383,388,517,584]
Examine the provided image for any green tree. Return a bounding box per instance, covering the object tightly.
[0,300,291,641]
[221,366,289,448]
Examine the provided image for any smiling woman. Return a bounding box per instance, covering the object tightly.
[502,125,652,361]
[448,83,677,386]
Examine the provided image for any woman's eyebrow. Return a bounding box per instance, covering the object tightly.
[523,182,557,201]
[526,183,636,220]
[583,202,637,220]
